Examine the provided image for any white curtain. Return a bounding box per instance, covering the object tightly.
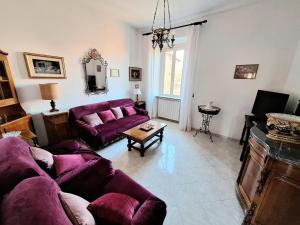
[179,26,201,131]
[142,36,161,118]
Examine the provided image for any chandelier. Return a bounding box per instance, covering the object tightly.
[151,0,175,51]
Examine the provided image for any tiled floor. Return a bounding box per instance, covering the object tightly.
[98,119,244,225]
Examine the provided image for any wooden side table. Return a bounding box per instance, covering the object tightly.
[135,101,146,110]
[42,111,71,145]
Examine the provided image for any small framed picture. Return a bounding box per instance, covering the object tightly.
[110,69,120,77]
[23,52,66,79]
[234,64,259,79]
[129,67,142,81]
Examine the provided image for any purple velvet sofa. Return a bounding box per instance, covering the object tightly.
[0,137,166,225]
[69,98,150,149]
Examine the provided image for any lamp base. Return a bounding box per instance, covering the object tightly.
[50,100,59,112]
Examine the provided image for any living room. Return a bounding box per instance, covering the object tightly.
[0,0,300,225]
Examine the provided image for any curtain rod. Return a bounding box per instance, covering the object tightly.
[142,19,207,36]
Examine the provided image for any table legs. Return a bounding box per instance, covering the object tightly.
[127,139,132,151]
[194,114,214,142]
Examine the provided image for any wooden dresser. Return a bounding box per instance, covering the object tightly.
[236,127,300,225]
[0,50,36,145]
[42,111,71,145]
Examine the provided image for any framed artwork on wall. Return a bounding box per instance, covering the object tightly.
[129,67,142,81]
[234,64,259,79]
[110,69,120,77]
[23,52,66,79]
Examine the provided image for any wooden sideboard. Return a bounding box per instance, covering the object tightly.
[236,127,300,225]
[42,111,71,145]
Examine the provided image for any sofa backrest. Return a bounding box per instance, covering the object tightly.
[108,98,134,108]
[69,98,134,122]
[0,137,50,197]
[69,101,110,122]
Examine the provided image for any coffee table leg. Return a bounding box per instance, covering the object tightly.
[127,138,132,151]
[160,129,164,142]
[140,143,145,157]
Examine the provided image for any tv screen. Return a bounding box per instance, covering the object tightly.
[251,90,289,122]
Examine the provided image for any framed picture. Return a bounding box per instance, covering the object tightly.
[23,52,66,79]
[110,68,120,77]
[129,67,142,81]
[234,64,259,79]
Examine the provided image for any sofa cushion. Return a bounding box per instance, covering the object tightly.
[0,137,48,197]
[59,191,96,225]
[49,140,91,155]
[88,193,139,225]
[123,106,137,116]
[54,154,86,176]
[82,113,103,127]
[0,176,73,225]
[111,107,124,119]
[30,146,54,169]
[57,158,114,201]
[98,110,117,123]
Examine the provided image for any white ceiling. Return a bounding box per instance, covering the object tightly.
[98,0,263,28]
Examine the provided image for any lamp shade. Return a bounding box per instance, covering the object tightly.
[133,88,141,95]
[40,83,60,100]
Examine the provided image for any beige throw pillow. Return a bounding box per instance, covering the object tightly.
[111,107,124,119]
[59,191,96,225]
[29,146,54,169]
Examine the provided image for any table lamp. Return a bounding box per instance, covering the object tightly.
[40,83,60,112]
[133,88,141,102]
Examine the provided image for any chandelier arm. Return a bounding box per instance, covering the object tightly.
[152,0,160,31]
[167,0,172,29]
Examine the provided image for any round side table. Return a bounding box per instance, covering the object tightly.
[194,105,221,142]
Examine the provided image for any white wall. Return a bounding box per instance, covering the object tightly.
[191,0,300,139]
[0,0,140,145]
[284,41,300,112]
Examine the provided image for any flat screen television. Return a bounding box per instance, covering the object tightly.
[251,90,289,122]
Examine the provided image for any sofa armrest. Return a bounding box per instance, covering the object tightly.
[132,197,167,225]
[75,120,98,136]
[134,107,149,116]
[56,158,114,201]
[103,170,153,203]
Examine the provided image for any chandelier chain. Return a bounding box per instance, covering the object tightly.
[152,0,160,31]
[167,0,172,29]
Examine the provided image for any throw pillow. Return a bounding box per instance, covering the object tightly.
[53,154,86,176]
[88,193,139,225]
[59,191,96,225]
[82,113,103,127]
[111,107,124,119]
[123,106,137,116]
[29,146,54,169]
[98,110,117,123]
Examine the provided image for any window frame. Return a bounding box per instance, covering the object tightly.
[159,44,185,98]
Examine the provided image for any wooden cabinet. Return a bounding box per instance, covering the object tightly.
[43,111,71,145]
[0,50,36,145]
[236,127,300,225]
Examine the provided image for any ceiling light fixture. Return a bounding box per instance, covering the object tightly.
[151,0,175,51]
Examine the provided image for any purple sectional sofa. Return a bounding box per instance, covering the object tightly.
[0,137,166,225]
[69,98,150,149]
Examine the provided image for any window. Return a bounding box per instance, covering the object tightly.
[160,48,185,97]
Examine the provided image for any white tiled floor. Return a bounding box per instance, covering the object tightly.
[98,120,244,225]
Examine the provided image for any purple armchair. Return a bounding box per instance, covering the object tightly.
[69,98,150,149]
[0,137,167,225]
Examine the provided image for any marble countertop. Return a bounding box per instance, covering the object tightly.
[251,126,300,167]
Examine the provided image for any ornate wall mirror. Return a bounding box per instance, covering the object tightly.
[83,49,108,95]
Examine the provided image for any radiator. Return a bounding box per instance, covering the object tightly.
[157,97,181,121]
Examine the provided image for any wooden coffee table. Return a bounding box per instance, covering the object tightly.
[123,120,167,157]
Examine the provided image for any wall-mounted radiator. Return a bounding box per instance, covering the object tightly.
[157,96,181,122]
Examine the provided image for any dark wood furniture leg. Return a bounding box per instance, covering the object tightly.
[127,138,132,151]
[140,143,145,157]
[160,129,164,142]
[240,122,246,145]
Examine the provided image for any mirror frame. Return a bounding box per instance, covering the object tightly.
[82,48,108,95]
